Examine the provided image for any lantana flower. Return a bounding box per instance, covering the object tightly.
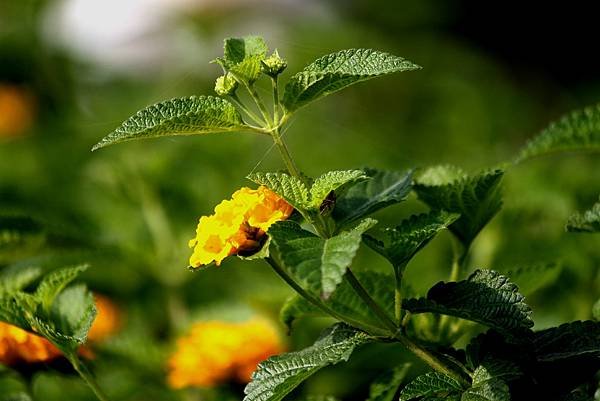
[188,186,293,268]
[167,318,284,389]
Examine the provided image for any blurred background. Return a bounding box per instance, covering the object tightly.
[1,0,599,400]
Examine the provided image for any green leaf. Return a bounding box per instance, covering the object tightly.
[247,172,310,211]
[364,211,459,269]
[504,263,562,296]
[216,36,268,84]
[309,170,368,210]
[35,265,88,313]
[243,323,371,401]
[566,197,600,233]
[515,103,600,163]
[533,320,600,362]
[280,270,395,333]
[0,366,32,401]
[398,372,463,401]
[414,167,503,246]
[269,219,376,297]
[92,96,247,150]
[0,264,42,294]
[403,269,533,338]
[333,168,413,228]
[282,49,420,112]
[461,366,509,401]
[50,284,97,345]
[366,364,411,401]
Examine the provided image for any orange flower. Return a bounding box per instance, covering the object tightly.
[0,323,62,364]
[0,84,35,138]
[188,186,293,267]
[0,294,120,365]
[88,294,121,342]
[167,319,284,389]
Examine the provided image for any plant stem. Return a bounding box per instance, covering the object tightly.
[344,268,469,385]
[394,335,471,387]
[229,93,265,126]
[247,84,272,126]
[67,354,111,401]
[265,258,388,336]
[344,268,397,333]
[393,265,406,324]
[271,76,280,124]
[272,125,302,179]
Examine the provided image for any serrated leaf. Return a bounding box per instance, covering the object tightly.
[403,269,533,338]
[566,197,600,233]
[461,366,509,401]
[283,49,420,112]
[366,364,411,401]
[248,172,310,211]
[309,170,368,210]
[92,96,247,150]
[515,103,600,163]
[243,323,371,401]
[414,167,503,246]
[399,372,463,401]
[269,219,376,297]
[216,36,268,84]
[35,265,88,313]
[280,270,395,333]
[504,263,562,296]
[364,211,459,269]
[533,320,600,362]
[333,168,413,228]
[50,284,97,345]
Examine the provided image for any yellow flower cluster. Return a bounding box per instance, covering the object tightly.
[0,294,120,365]
[188,186,293,267]
[167,319,284,389]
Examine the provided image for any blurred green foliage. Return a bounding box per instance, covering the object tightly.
[1,0,598,400]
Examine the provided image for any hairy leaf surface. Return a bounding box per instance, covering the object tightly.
[247,172,310,210]
[309,170,367,210]
[92,96,247,150]
[216,36,268,84]
[243,323,371,401]
[399,372,462,401]
[516,103,600,162]
[283,49,420,112]
[403,269,533,338]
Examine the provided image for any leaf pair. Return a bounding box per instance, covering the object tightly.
[0,265,96,355]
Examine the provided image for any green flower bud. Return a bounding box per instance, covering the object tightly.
[261,50,287,77]
[214,75,238,96]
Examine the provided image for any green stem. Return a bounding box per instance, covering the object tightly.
[67,354,111,401]
[229,93,265,126]
[395,335,471,387]
[247,84,272,126]
[272,126,302,179]
[344,268,469,385]
[271,76,280,124]
[265,258,388,336]
[344,268,398,333]
[393,264,406,324]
